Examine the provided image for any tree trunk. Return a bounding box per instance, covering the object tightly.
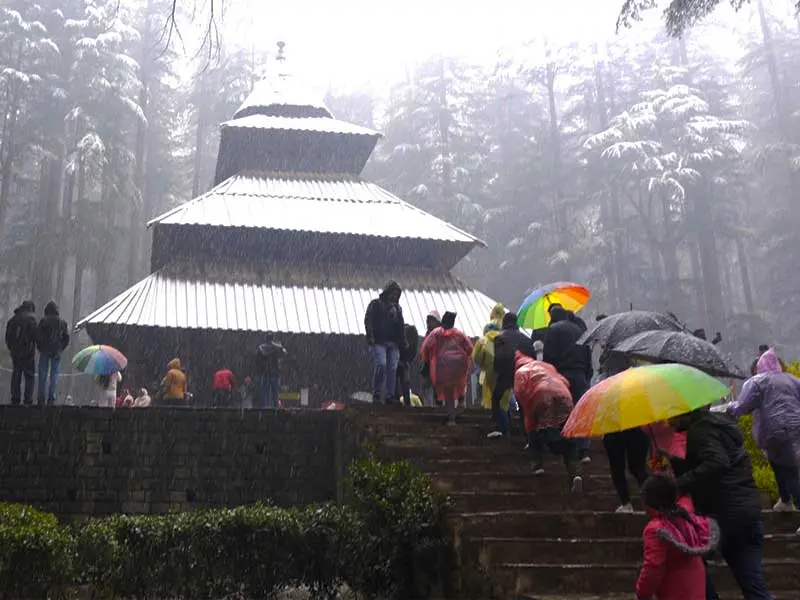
[94,155,116,307]
[57,169,76,303]
[690,185,725,334]
[687,238,706,326]
[191,75,209,198]
[593,50,621,311]
[735,237,755,314]
[31,158,61,307]
[71,160,88,330]
[0,44,23,232]
[545,61,569,280]
[437,56,453,218]
[128,84,148,284]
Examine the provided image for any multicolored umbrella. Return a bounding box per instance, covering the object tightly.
[517,282,590,330]
[72,345,127,376]
[561,363,730,438]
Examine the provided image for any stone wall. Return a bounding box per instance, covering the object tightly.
[0,407,361,520]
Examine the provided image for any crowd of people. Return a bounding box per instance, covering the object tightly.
[362,281,800,600]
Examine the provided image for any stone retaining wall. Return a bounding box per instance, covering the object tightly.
[0,407,360,520]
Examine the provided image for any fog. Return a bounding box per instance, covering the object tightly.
[1,0,799,383]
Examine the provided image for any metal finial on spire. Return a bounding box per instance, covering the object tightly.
[276,41,286,62]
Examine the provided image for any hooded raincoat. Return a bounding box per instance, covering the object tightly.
[728,348,800,465]
[472,322,501,409]
[513,353,573,434]
[163,358,187,401]
[421,313,474,402]
[635,496,717,600]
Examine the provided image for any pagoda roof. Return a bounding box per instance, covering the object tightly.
[233,75,332,119]
[148,171,484,247]
[221,114,380,137]
[77,260,497,339]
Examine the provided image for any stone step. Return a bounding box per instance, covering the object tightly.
[448,489,775,513]
[401,456,612,477]
[489,560,799,597]
[433,471,616,494]
[511,594,800,600]
[455,510,800,539]
[463,533,800,566]
[449,490,639,513]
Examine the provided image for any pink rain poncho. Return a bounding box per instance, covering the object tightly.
[421,324,474,402]
[728,348,800,465]
[513,353,573,434]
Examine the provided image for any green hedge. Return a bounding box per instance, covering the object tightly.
[739,414,779,499]
[0,458,449,599]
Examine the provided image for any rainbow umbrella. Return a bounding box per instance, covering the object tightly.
[72,345,127,376]
[517,282,590,330]
[562,364,729,438]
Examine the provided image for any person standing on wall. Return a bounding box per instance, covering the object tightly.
[396,323,419,406]
[35,301,70,406]
[212,367,236,408]
[161,358,187,407]
[256,334,287,409]
[364,281,405,404]
[5,301,38,405]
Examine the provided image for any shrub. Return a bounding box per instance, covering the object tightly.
[738,414,779,498]
[345,457,450,599]
[0,457,449,599]
[0,503,74,599]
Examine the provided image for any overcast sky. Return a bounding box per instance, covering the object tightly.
[178,0,764,95]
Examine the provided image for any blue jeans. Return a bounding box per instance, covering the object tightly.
[707,520,772,600]
[369,343,399,402]
[10,358,35,405]
[37,354,61,405]
[259,373,280,409]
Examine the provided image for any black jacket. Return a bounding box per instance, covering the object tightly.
[544,319,592,379]
[493,326,536,391]
[364,282,405,346]
[676,411,762,528]
[400,324,419,364]
[5,304,38,360]
[37,302,70,357]
[256,341,287,375]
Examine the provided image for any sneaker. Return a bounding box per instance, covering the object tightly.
[533,466,545,476]
[486,431,504,439]
[773,499,796,513]
[523,442,530,451]
[571,476,583,493]
[615,503,634,514]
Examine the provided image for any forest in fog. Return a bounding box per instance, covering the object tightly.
[1,0,800,362]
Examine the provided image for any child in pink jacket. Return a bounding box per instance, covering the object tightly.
[636,473,718,600]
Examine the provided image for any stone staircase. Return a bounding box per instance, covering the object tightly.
[364,406,800,599]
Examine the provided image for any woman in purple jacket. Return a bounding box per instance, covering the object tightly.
[727,348,800,514]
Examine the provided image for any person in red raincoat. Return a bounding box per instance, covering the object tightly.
[421,311,473,425]
[636,473,718,600]
[514,352,582,491]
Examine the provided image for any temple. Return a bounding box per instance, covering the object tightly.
[77,43,497,404]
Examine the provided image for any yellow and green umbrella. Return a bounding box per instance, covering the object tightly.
[562,363,729,438]
[517,282,590,329]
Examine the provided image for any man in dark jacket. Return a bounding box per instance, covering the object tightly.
[396,323,419,406]
[364,281,405,403]
[544,304,593,461]
[36,301,70,406]
[256,335,287,409]
[489,312,535,438]
[672,409,771,600]
[5,301,37,405]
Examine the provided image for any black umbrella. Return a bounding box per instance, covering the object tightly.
[579,310,685,347]
[611,330,746,379]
